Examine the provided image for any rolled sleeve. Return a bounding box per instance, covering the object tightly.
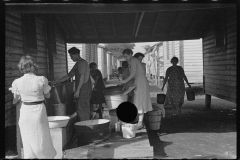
[42,76,51,94]
[9,79,19,95]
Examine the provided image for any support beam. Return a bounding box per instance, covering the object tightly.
[186,11,200,37]
[152,12,160,37]
[132,12,139,36]
[205,94,212,110]
[46,15,55,81]
[135,12,145,38]
[6,4,236,13]
[67,34,201,43]
[55,15,69,39]
[69,16,81,38]
[200,10,216,33]
[89,14,98,38]
[168,11,180,37]
[111,14,116,37]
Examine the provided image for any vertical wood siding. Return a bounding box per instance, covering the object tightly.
[5,13,67,127]
[202,8,236,103]
[53,19,67,80]
[183,39,203,83]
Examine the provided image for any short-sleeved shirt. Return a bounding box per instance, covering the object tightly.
[9,73,51,102]
[68,58,90,84]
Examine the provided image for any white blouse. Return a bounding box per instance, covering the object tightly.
[9,73,51,102]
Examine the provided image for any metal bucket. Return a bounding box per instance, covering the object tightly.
[157,94,166,104]
[52,103,67,116]
[74,119,110,144]
[186,89,195,101]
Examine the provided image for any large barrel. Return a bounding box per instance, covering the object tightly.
[105,95,128,109]
[186,88,195,101]
[157,94,166,104]
[74,119,110,144]
[147,110,161,130]
[52,103,67,116]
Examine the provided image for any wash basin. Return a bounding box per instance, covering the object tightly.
[48,116,70,129]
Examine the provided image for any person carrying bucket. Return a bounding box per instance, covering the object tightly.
[161,57,191,115]
[51,47,92,121]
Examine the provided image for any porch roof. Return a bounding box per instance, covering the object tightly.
[6,3,236,43]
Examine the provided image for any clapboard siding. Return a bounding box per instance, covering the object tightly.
[5,13,68,127]
[183,39,203,83]
[54,22,67,80]
[202,8,236,103]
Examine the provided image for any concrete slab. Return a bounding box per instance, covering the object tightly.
[64,129,153,159]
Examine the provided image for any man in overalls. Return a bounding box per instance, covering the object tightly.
[51,47,92,121]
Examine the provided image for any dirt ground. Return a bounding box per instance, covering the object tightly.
[146,80,236,159]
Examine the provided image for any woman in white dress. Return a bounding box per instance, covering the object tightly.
[120,49,153,129]
[9,55,56,159]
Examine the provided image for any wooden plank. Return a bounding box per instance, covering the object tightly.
[205,85,236,99]
[203,51,236,58]
[227,31,236,39]
[37,39,46,47]
[7,12,22,19]
[205,90,236,104]
[5,37,23,48]
[135,12,145,37]
[5,13,22,26]
[36,27,46,36]
[227,36,236,44]
[5,101,13,111]
[5,21,22,33]
[37,45,47,53]
[203,59,236,66]
[204,74,236,82]
[53,63,67,68]
[5,107,16,120]
[56,41,65,48]
[203,32,215,41]
[6,3,236,13]
[36,34,47,42]
[203,52,236,60]
[5,117,16,127]
[204,65,236,70]
[205,82,236,93]
[203,69,236,76]
[227,25,236,33]
[205,77,236,87]
[56,45,66,52]
[5,30,23,41]
[5,93,13,103]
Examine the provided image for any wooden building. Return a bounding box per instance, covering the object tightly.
[144,39,203,84]
[202,8,236,104]
[5,13,68,127]
[5,3,236,158]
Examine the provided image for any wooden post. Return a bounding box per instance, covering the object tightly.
[205,94,211,110]
[46,15,55,81]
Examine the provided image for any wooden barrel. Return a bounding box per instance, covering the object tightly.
[157,94,166,104]
[147,110,161,130]
[186,88,195,101]
[74,119,110,144]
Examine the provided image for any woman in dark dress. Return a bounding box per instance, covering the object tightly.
[89,62,106,119]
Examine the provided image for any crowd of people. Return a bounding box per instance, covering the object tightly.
[9,47,191,159]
